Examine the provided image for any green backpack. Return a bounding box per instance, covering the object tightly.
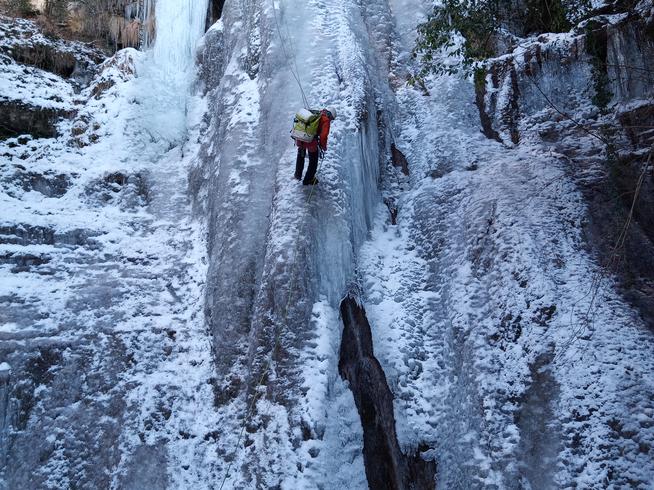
[291,108,320,142]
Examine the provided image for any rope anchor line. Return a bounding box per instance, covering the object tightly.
[218,177,322,490]
[218,6,323,486]
[270,0,311,109]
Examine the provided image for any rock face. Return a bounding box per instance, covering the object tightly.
[2,0,654,488]
[476,3,654,325]
[0,25,136,488]
[1,0,154,51]
[0,14,195,488]
[205,0,226,29]
[2,0,222,53]
[0,100,66,139]
[339,295,436,490]
[391,144,410,176]
[0,16,106,78]
[0,16,106,140]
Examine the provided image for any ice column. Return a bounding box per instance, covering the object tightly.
[136,0,209,144]
[152,0,209,72]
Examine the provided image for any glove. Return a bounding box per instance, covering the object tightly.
[319,147,326,159]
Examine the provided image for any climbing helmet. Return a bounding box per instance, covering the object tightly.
[324,107,337,120]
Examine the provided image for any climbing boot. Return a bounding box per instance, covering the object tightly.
[294,173,302,180]
[303,177,319,186]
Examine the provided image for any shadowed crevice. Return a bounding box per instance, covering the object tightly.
[338,295,436,490]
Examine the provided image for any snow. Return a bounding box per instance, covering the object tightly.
[2,0,654,487]
[0,7,220,489]
[179,0,397,485]
[0,15,103,67]
[0,55,76,109]
[354,5,654,486]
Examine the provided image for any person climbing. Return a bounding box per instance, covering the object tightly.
[292,107,336,185]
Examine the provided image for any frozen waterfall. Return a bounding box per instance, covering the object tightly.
[151,0,209,72]
[134,0,209,145]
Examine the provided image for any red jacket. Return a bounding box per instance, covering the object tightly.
[296,112,331,152]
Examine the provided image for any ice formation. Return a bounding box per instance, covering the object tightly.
[1,0,654,488]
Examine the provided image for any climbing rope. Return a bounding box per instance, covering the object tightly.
[280,9,309,107]
[218,159,323,489]
[216,5,325,487]
[270,0,311,109]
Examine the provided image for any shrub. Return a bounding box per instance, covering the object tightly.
[414,0,499,76]
[414,0,586,76]
[0,0,38,17]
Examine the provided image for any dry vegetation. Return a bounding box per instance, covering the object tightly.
[0,0,153,51]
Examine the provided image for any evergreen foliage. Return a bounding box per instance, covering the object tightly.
[415,0,587,76]
[524,0,571,35]
[584,21,612,110]
[414,0,499,76]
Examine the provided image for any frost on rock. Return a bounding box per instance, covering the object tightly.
[0,15,105,81]
[359,1,654,488]
[0,5,221,489]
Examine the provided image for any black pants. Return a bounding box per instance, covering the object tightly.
[295,147,319,183]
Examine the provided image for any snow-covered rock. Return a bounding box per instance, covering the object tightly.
[0,6,220,488]
[0,16,105,81]
[477,6,654,327]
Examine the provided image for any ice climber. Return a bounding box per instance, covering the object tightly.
[291,107,336,185]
